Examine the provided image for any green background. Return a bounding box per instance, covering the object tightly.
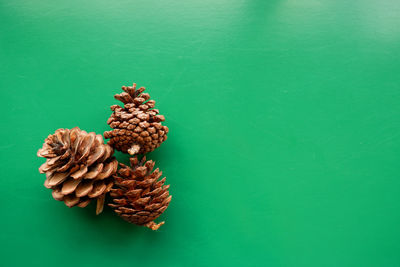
[1,0,400,266]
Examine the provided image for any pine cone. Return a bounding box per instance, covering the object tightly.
[37,127,118,214]
[104,83,169,155]
[109,156,172,230]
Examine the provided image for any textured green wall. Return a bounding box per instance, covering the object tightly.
[1,0,400,266]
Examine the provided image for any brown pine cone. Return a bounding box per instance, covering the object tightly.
[104,83,169,155]
[37,127,118,214]
[109,156,172,230]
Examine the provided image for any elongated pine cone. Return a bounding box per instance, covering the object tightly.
[109,156,172,230]
[37,127,118,214]
[104,83,169,155]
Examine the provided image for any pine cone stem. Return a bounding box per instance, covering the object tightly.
[128,144,141,155]
[96,194,105,215]
[145,221,165,231]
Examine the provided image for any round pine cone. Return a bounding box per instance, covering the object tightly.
[104,83,169,155]
[109,156,172,230]
[37,127,118,214]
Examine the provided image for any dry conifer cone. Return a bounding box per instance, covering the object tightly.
[109,156,172,230]
[37,127,118,214]
[104,83,169,155]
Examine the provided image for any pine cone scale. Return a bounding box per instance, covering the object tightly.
[88,182,108,198]
[70,165,88,179]
[84,163,104,178]
[75,180,94,197]
[86,146,105,166]
[56,157,74,172]
[64,195,80,207]
[47,172,69,187]
[52,189,64,200]
[77,199,90,208]
[61,178,81,195]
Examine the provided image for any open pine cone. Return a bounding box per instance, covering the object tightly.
[104,83,169,155]
[37,127,118,214]
[109,156,172,230]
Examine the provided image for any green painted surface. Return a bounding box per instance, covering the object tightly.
[1,0,400,266]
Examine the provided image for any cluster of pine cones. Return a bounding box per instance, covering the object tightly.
[37,83,171,230]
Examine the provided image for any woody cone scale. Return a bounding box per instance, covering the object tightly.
[37,127,118,214]
[104,83,169,155]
